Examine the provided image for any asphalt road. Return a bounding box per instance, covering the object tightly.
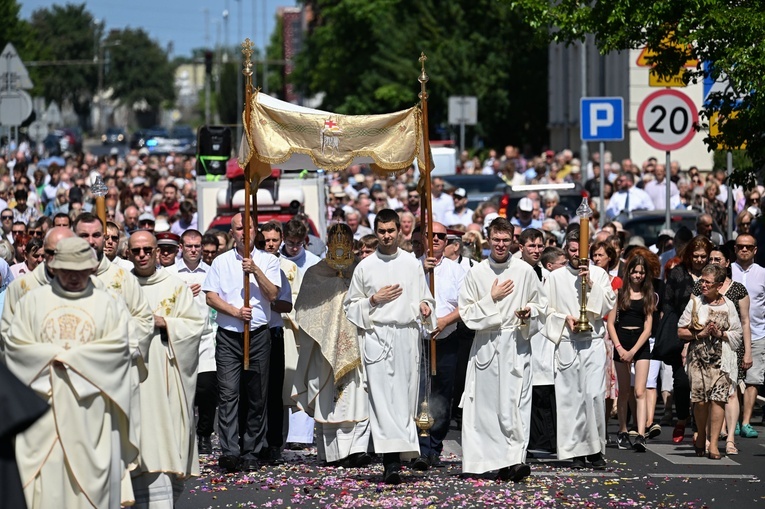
[176,416,765,509]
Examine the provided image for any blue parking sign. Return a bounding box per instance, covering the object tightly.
[580,97,624,142]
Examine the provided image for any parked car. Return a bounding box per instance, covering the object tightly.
[499,182,589,218]
[43,131,66,156]
[101,127,126,145]
[441,174,507,210]
[621,209,702,247]
[62,127,83,153]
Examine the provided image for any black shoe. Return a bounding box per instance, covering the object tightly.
[411,455,430,471]
[268,446,284,465]
[606,434,618,448]
[633,435,647,452]
[198,435,213,455]
[218,455,241,473]
[570,456,586,469]
[241,458,260,471]
[628,428,639,438]
[647,422,662,439]
[616,431,632,450]
[383,462,402,484]
[428,453,443,468]
[586,453,607,470]
[348,452,372,468]
[498,463,531,482]
[287,442,307,451]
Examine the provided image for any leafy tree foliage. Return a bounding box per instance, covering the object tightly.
[104,28,176,122]
[292,0,549,152]
[0,0,36,59]
[28,3,100,122]
[512,0,765,184]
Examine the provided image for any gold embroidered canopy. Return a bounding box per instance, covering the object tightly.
[238,91,426,181]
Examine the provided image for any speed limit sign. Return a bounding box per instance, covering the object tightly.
[637,90,698,151]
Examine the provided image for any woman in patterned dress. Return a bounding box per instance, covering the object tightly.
[679,265,743,460]
[692,247,752,455]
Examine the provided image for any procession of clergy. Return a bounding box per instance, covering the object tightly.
[0,206,615,508]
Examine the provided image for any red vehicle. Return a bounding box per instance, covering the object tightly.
[206,159,321,237]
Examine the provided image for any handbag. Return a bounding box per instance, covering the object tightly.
[689,295,704,332]
[652,309,682,363]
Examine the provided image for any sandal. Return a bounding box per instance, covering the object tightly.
[693,438,706,457]
[708,450,722,460]
[725,441,739,455]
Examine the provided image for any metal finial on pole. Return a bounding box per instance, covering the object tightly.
[418,52,429,100]
[418,52,436,379]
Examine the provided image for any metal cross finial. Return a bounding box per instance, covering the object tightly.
[242,38,254,77]
[418,52,429,101]
[418,52,429,84]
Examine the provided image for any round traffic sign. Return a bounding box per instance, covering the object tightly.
[27,120,49,142]
[637,90,698,151]
[0,90,33,126]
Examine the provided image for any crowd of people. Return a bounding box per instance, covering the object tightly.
[1,141,764,508]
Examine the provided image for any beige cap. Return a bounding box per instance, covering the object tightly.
[49,237,99,271]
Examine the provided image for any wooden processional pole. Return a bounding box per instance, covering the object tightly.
[242,39,255,370]
[419,53,437,376]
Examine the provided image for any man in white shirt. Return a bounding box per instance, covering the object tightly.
[167,229,217,456]
[443,188,474,228]
[606,173,656,219]
[644,164,679,209]
[431,177,455,224]
[203,213,281,473]
[731,234,762,439]
[412,222,466,471]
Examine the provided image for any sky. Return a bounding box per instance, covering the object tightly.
[19,0,298,57]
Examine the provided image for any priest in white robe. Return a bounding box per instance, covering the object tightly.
[6,237,138,509]
[543,230,616,469]
[128,231,204,508]
[292,224,371,467]
[458,217,547,481]
[280,219,320,447]
[75,213,155,458]
[344,209,436,484]
[1,226,74,358]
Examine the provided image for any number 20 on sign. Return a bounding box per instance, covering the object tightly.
[637,90,698,151]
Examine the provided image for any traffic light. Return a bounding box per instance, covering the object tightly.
[204,50,213,76]
[196,125,231,176]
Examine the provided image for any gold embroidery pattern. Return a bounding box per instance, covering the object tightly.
[110,269,125,291]
[156,286,181,316]
[40,308,97,345]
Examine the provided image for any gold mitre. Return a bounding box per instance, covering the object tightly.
[326,223,355,273]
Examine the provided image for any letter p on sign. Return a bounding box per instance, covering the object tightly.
[590,104,613,137]
[580,97,624,142]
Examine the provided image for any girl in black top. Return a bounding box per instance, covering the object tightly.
[607,254,657,452]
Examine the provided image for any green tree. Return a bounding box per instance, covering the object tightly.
[292,0,549,151]
[104,28,176,126]
[28,3,100,124]
[512,0,765,184]
[0,0,36,59]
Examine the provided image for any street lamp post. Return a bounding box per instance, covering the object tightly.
[97,40,120,134]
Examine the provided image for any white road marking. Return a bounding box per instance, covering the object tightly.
[645,444,739,465]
